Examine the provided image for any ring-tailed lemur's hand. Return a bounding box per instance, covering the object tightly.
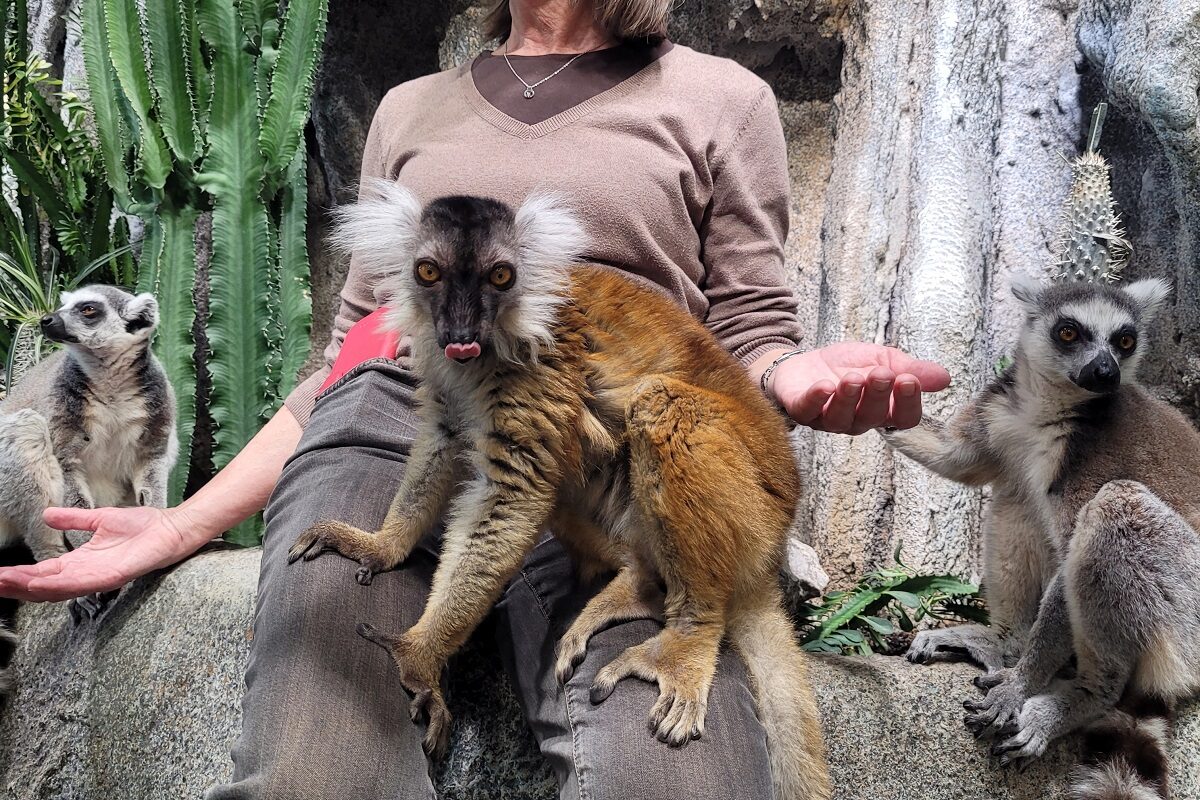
[963,668,1028,740]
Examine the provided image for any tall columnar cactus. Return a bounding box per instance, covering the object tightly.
[1050,103,1131,285]
[81,0,326,544]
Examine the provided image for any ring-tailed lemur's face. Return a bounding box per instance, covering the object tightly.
[1013,277,1171,395]
[333,183,587,364]
[41,285,159,354]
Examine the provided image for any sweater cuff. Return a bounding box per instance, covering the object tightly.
[282,366,331,429]
[734,337,800,368]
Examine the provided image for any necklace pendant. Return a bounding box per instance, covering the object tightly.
[523,87,535,99]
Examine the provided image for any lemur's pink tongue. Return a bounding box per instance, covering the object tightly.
[445,342,481,361]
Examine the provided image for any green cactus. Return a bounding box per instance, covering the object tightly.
[81,0,325,543]
[1051,103,1131,285]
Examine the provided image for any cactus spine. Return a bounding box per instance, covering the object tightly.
[1051,103,1131,285]
[81,0,326,543]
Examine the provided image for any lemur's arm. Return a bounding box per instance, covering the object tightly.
[51,416,94,509]
[133,453,171,508]
[882,395,1000,485]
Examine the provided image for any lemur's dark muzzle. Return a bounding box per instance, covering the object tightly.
[40,313,70,343]
[1074,352,1120,394]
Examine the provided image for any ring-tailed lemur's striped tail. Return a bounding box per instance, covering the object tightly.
[1072,696,1172,800]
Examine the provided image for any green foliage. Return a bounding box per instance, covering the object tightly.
[796,546,988,656]
[81,0,324,543]
[1,6,133,385]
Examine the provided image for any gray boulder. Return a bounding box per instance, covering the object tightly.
[2,549,1196,799]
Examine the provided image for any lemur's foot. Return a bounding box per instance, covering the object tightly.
[964,668,1027,740]
[68,589,120,625]
[907,624,1007,672]
[357,623,450,757]
[589,630,717,747]
[989,694,1059,768]
[287,520,399,584]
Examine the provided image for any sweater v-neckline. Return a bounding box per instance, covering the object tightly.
[461,45,677,140]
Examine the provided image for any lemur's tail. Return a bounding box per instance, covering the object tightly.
[728,592,832,800]
[1071,695,1172,800]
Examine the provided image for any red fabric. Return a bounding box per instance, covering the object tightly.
[317,307,401,393]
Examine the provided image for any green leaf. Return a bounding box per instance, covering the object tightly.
[257,0,327,174]
[144,0,199,162]
[275,141,311,401]
[862,615,896,635]
[102,0,172,187]
[885,590,923,609]
[197,0,271,478]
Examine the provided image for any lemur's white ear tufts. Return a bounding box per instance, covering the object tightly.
[329,179,424,276]
[125,293,159,333]
[1122,277,1172,323]
[1010,274,1043,309]
[515,193,588,272]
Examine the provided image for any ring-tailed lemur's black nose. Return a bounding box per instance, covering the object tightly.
[40,314,54,328]
[40,313,69,343]
[1075,353,1121,394]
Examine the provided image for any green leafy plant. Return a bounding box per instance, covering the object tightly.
[81,0,326,543]
[796,546,988,656]
[1,1,134,386]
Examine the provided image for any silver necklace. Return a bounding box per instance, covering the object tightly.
[503,42,589,99]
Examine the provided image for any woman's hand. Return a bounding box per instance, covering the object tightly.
[768,342,952,434]
[0,506,208,602]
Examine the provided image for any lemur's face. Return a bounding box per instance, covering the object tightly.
[336,183,587,365]
[409,196,522,362]
[1014,277,1170,395]
[42,285,159,354]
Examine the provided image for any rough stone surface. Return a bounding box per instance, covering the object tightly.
[7,550,1199,799]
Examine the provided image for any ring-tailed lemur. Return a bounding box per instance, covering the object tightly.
[0,285,177,623]
[884,276,1200,799]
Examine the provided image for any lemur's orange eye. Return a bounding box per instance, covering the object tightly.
[488,263,515,290]
[80,305,97,317]
[415,260,441,286]
[1057,325,1078,343]
[1118,334,1136,351]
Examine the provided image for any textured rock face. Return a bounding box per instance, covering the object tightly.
[6,549,1198,799]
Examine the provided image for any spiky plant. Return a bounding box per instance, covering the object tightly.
[1050,103,1131,285]
[81,0,326,543]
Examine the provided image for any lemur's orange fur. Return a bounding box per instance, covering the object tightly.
[291,265,829,800]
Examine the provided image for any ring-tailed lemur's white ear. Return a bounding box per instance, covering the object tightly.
[1122,277,1172,323]
[124,293,159,333]
[515,193,588,275]
[1010,273,1044,310]
[330,179,424,277]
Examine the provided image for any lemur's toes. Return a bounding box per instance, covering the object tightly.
[356,622,401,650]
[421,694,452,759]
[286,529,320,564]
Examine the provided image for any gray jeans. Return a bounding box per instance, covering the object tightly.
[206,361,773,800]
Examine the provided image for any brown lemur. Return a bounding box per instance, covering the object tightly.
[0,285,177,625]
[288,185,831,800]
[884,274,1200,798]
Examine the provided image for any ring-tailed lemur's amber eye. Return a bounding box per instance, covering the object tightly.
[414,260,441,286]
[1117,333,1136,351]
[488,263,515,290]
[1057,325,1078,343]
[79,304,97,317]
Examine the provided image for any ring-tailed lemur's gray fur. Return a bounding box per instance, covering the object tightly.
[0,285,176,625]
[884,277,1200,799]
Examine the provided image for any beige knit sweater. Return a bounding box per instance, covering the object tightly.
[285,44,802,426]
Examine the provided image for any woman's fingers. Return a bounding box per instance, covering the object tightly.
[819,373,866,433]
[888,374,924,430]
[848,367,895,434]
[785,380,836,426]
[44,506,102,532]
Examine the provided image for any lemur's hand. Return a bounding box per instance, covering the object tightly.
[768,342,951,435]
[0,506,199,602]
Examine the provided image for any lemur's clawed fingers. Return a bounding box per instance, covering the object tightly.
[287,521,400,583]
[357,623,450,757]
[68,589,119,625]
[553,638,587,685]
[649,690,706,746]
[589,642,659,704]
[974,670,1008,690]
[991,724,1048,768]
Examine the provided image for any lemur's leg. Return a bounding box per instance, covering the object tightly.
[358,474,555,758]
[288,414,462,584]
[991,480,1200,768]
[881,403,1000,485]
[592,376,781,747]
[132,452,171,509]
[555,558,662,684]
[965,569,1074,739]
[909,488,1050,671]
